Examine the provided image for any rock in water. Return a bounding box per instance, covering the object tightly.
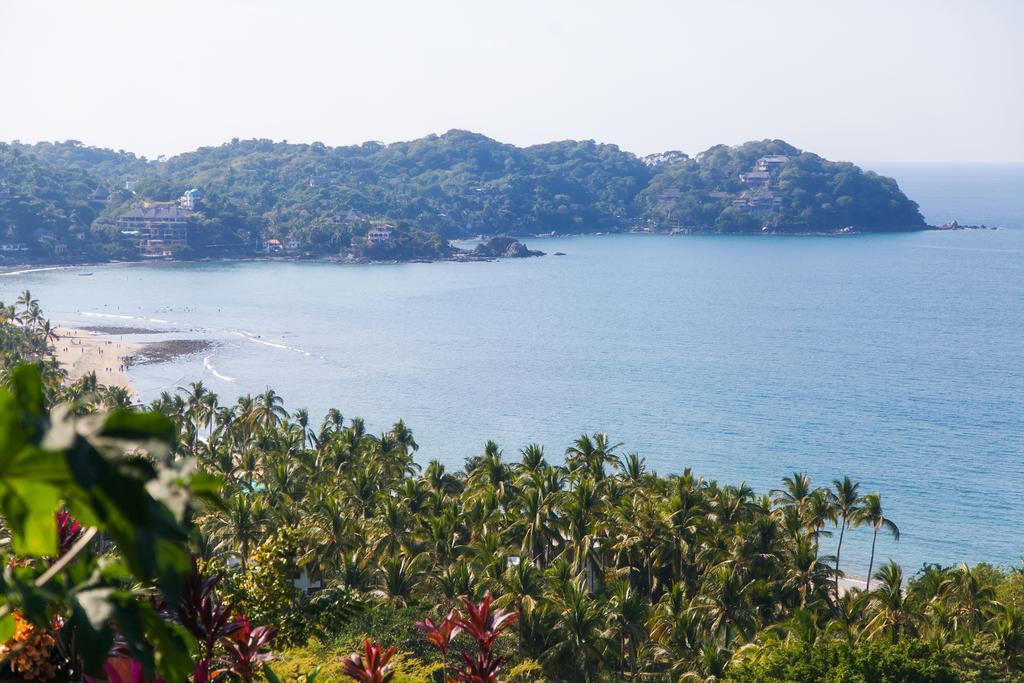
[472,236,544,258]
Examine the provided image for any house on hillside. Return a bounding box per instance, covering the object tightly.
[739,171,771,189]
[757,155,789,173]
[367,226,393,245]
[117,205,190,258]
[179,187,202,211]
[657,188,682,203]
[88,187,111,205]
[263,239,283,253]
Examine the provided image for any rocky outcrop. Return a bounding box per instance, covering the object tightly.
[472,236,544,258]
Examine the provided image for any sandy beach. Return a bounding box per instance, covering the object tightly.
[838,576,869,595]
[54,327,142,395]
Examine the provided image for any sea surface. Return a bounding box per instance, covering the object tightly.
[3,164,1022,576]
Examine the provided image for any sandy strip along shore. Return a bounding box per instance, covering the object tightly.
[54,327,142,395]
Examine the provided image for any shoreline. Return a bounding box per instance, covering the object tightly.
[2,223,999,274]
[0,224,1002,274]
[55,327,141,397]
[837,576,868,595]
[54,327,218,400]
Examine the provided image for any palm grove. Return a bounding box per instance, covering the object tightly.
[1,295,1023,681]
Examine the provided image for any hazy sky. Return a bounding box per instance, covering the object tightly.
[2,0,1021,163]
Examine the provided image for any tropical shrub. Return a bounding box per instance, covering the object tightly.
[726,639,959,682]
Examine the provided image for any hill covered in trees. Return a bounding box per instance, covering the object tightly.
[0,133,927,261]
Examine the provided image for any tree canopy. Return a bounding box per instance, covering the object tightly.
[0,134,926,261]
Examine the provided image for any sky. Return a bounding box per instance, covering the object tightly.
[1,0,1021,163]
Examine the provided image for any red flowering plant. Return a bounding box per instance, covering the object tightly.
[340,639,397,683]
[175,557,243,683]
[56,510,84,556]
[420,593,517,683]
[416,608,462,673]
[217,613,278,683]
[84,655,164,683]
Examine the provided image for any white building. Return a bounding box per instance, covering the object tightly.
[757,155,789,172]
[740,171,771,189]
[367,226,393,245]
[179,188,202,211]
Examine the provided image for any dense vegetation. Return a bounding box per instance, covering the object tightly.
[2,294,1019,681]
[639,141,925,233]
[0,134,926,262]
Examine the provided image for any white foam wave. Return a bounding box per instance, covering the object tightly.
[232,330,309,355]
[203,355,235,382]
[81,311,137,320]
[80,311,180,327]
[0,266,67,276]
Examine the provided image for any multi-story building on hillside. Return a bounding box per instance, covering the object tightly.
[117,205,190,258]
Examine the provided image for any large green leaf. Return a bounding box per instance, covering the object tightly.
[0,613,15,643]
[1,478,61,555]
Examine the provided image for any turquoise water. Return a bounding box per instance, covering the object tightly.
[2,165,1022,576]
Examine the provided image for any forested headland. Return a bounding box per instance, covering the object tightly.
[0,134,926,263]
[0,294,1021,682]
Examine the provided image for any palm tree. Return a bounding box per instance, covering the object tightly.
[373,553,425,607]
[830,476,863,595]
[699,565,757,644]
[203,495,268,570]
[771,472,813,513]
[255,387,287,429]
[293,407,311,448]
[604,580,648,679]
[943,563,999,639]
[565,432,622,482]
[833,588,869,645]
[544,578,607,682]
[866,561,915,644]
[15,289,37,312]
[858,493,899,591]
[782,538,834,608]
[803,488,836,553]
[992,605,1024,671]
[518,443,547,474]
[496,559,544,621]
[510,483,558,566]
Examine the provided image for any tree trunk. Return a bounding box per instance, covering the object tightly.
[834,518,846,596]
[866,527,878,591]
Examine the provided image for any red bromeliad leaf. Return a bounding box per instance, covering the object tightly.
[340,639,397,683]
[82,656,164,683]
[452,652,508,683]
[56,509,83,557]
[416,608,463,655]
[219,612,278,683]
[456,593,517,653]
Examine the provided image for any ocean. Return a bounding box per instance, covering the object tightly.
[3,164,1022,576]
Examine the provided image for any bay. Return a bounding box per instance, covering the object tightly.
[3,164,1022,576]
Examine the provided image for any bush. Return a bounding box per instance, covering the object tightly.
[726,639,959,682]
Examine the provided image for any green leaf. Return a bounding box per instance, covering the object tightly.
[0,613,15,643]
[5,447,69,482]
[99,409,176,444]
[1,478,60,556]
[9,364,44,417]
[68,589,116,674]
